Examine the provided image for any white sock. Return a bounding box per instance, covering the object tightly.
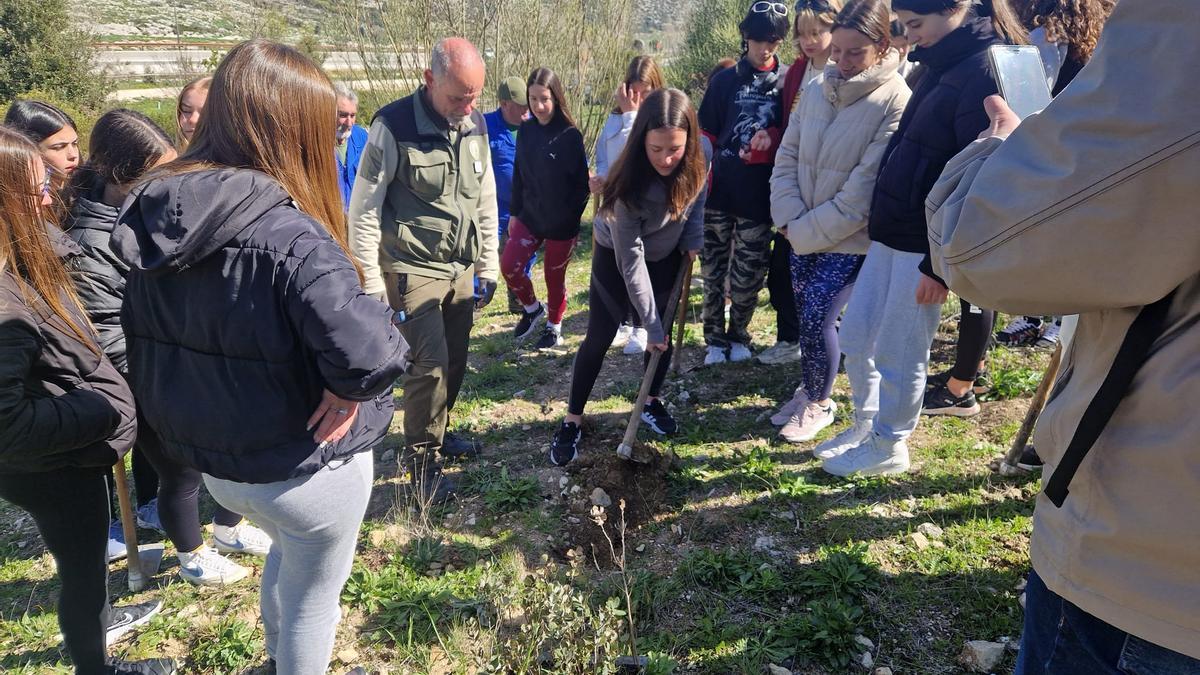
[547,322,561,333]
[212,519,243,541]
[523,302,541,314]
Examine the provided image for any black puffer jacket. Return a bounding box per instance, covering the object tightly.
[0,271,136,474]
[510,115,590,240]
[64,186,130,372]
[113,168,407,484]
[868,18,1000,258]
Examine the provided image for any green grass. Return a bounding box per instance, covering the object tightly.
[0,221,1051,673]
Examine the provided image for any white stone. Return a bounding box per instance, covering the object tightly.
[766,665,791,675]
[590,488,612,507]
[753,536,776,552]
[874,668,894,675]
[559,476,570,489]
[854,635,875,650]
[916,522,945,539]
[908,532,931,551]
[859,651,874,669]
[958,640,1006,672]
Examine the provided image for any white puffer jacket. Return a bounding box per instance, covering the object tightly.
[769,51,911,255]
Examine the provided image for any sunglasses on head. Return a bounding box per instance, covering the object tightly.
[751,1,789,16]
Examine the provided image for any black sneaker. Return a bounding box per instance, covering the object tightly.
[549,422,582,466]
[641,399,678,436]
[535,326,562,350]
[106,657,178,675]
[996,316,1042,347]
[1017,445,1044,471]
[927,370,992,396]
[106,600,162,646]
[922,381,981,417]
[514,303,546,340]
[440,431,482,459]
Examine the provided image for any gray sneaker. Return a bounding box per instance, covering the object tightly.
[812,418,873,461]
[822,435,910,477]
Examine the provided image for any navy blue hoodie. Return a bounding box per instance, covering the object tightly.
[112,168,407,484]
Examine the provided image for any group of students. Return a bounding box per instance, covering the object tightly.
[0,0,1124,673]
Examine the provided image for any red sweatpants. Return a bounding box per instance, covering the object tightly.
[500,216,577,324]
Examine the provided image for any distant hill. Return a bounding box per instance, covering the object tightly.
[72,0,329,42]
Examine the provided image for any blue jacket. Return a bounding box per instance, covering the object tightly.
[113,168,407,483]
[483,109,517,234]
[337,125,369,211]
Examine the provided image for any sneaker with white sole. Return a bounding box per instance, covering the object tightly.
[106,600,162,646]
[755,340,801,365]
[822,435,910,477]
[106,520,126,563]
[623,327,648,355]
[813,418,873,461]
[770,390,808,426]
[549,421,582,466]
[611,323,633,348]
[1034,320,1061,349]
[213,520,273,557]
[780,401,837,444]
[996,316,1042,347]
[535,325,563,350]
[728,342,752,362]
[106,657,178,674]
[704,345,728,366]
[135,499,164,533]
[641,399,678,436]
[177,547,251,587]
[922,381,981,417]
[513,303,546,340]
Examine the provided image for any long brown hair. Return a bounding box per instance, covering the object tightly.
[527,67,576,128]
[1020,0,1114,63]
[176,75,212,150]
[892,0,1029,45]
[0,126,95,351]
[611,56,665,114]
[158,40,358,280]
[600,88,706,222]
[832,0,892,49]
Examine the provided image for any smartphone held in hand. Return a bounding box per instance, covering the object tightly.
[988,45,1054,120]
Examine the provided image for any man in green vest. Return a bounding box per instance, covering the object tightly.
[348,37,500,504]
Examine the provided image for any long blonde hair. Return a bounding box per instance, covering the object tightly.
[158,40,358,280]
[0,126,95,351]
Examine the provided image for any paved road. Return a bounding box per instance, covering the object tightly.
[109,77,418,101]
[96,47,416,78]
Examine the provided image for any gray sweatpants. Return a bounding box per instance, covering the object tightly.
[839,242,942,442]
[204,454,373,675]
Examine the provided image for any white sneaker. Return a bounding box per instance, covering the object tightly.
[770,389,808,426]
[756,341,802,365]
[728,342,752,362]
[704,345,728,366]
[813,418,873,461]
[611,323,633,347]
[177,547,251,587]
[780,401,837,444]
[623,327,648,355]
[213,520,273,557]
[106,520,127,562]
[1035,320,1061,349]
[822,436,910,477]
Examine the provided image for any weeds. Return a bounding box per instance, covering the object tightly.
[482,467,541,513]
[188,617,261,674]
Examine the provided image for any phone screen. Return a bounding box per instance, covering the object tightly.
[988,45,1053,120]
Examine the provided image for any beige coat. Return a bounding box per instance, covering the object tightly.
[769,52,910,255]
[927,0,1200,657]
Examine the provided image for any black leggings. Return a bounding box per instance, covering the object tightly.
[950,298,996,382]
[0,467,111,675]
[568,245,682,415]
[767,233,800,344]
[135,420,241,552]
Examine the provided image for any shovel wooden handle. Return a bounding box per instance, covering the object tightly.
[670,258,694,375]
[113,459,146,591]
[1002,343,1063,469]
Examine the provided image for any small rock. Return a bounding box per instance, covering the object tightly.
[869,504,891,517]
[671,524,683,536]
[859,651,874,669]
[635,544,646,552]
[908,532,931,551]
[380,449,396,463]
[874,668,894,675]
[930,540,947,549]
[766,665,792,675]
[465,515,476,526]
[569,485,582,494]
[753,536,775,552]
[854,635,875,650]
[590,488,612,507]
[428,561,444,570]
[444,564,456,573]
[513,390,526,398]
[916,522,944,539]
[559,476,570,489]
[679,390,691,402]
[567,516,581,525]
[958,640,1006,672]
[521,424,531,431]
[774,511,795,520]
[336,648,359,663]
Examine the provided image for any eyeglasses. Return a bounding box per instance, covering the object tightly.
[793,0,834,13]
[751,2,789,16]
[31,168,51,198]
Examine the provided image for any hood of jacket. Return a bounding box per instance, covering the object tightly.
[68,185,121,235]
[823,50,903,109]
[113,167,294,275]
[911,17,997,73]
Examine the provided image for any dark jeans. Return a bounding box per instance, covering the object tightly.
[568,245,682,415]
[0,467,111,675]
[768,233,800,343]
[136,420,242,552]
[950,299,995,382]
[1017,570,1200,674]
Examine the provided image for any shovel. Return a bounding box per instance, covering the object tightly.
[113,459,164,591]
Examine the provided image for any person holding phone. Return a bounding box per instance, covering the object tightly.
[697,1,790,366]
[816,0,1026,475]
[549,89,709,465]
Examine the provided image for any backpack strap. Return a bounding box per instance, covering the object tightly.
[1044,289,1178,507]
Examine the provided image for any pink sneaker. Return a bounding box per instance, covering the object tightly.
[779,401,837,444]
[770,390,808,426]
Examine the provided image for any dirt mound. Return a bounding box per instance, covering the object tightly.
[561,444,676,567]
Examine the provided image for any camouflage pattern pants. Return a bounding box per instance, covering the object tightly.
[701,209,774,347]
